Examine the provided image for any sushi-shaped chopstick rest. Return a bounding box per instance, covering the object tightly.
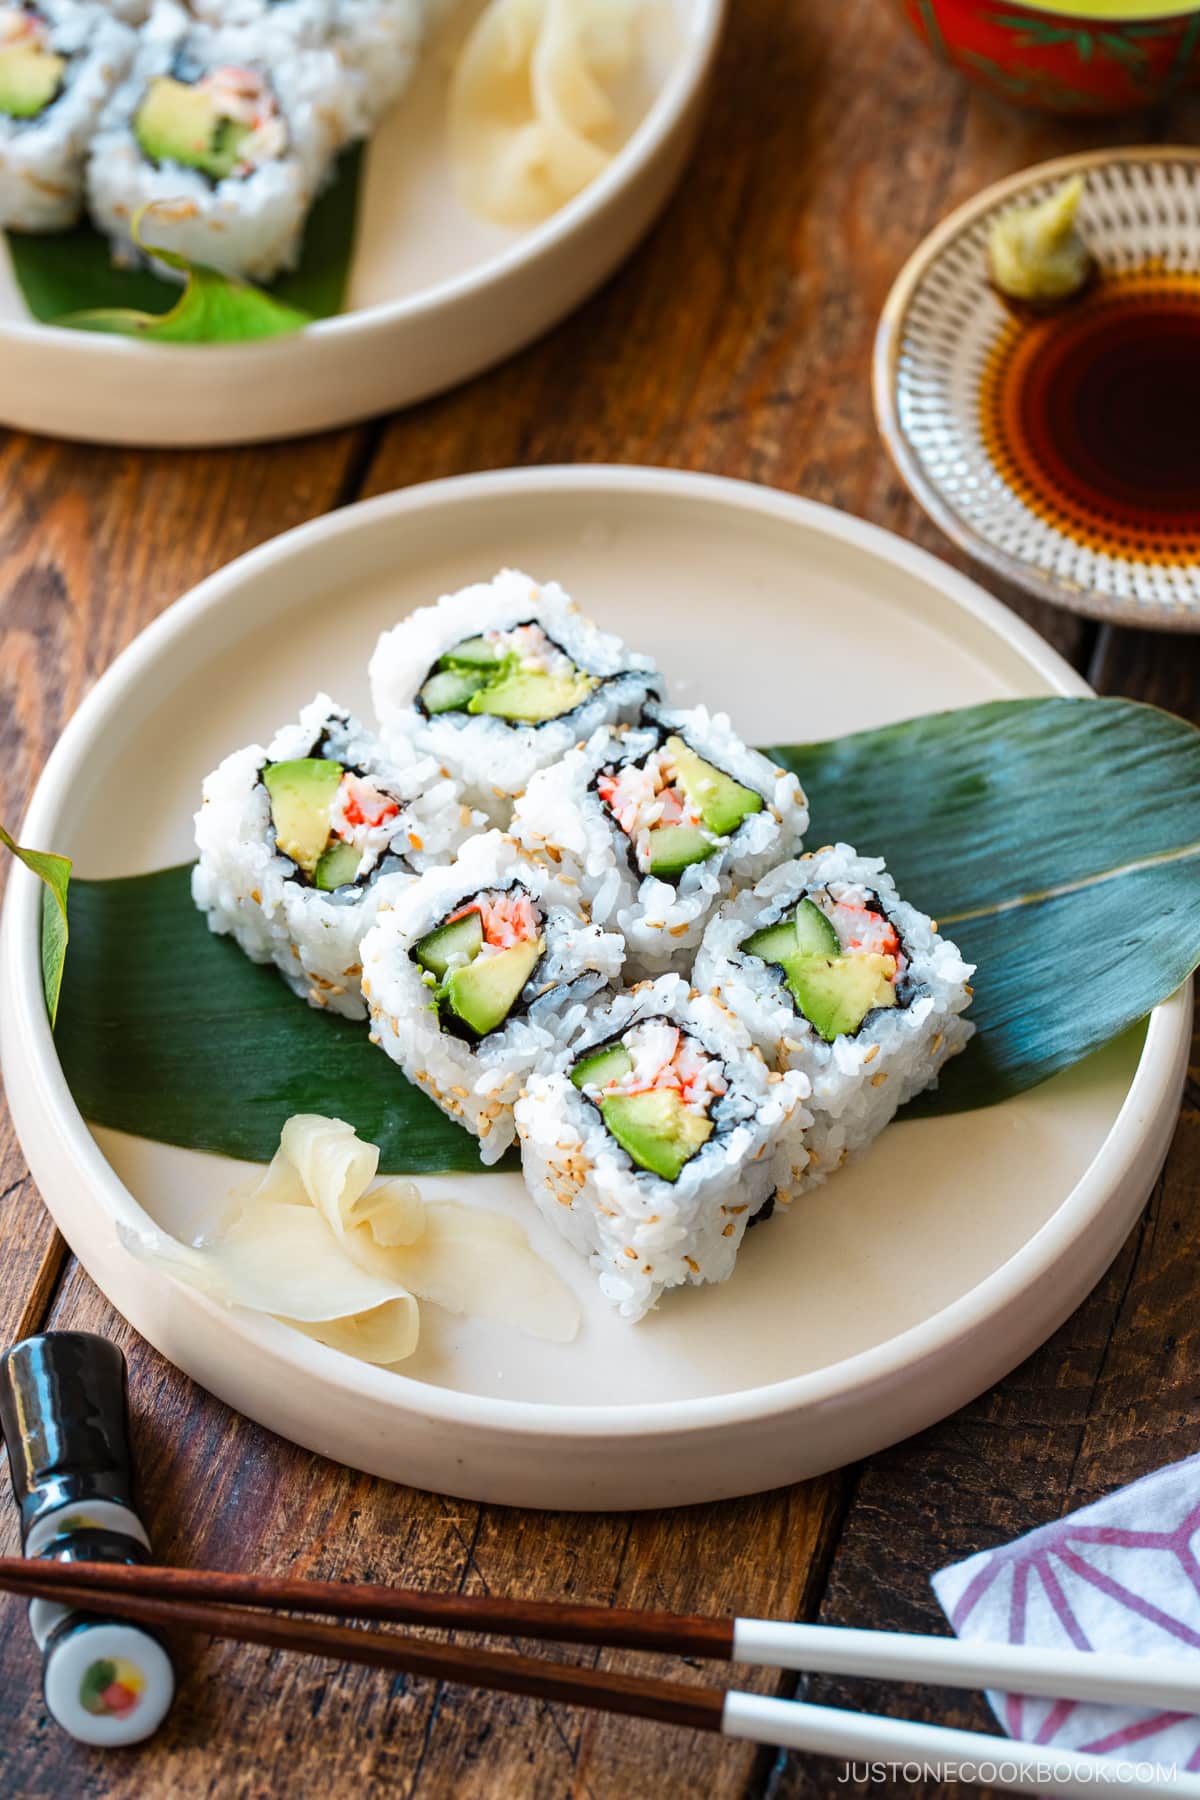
[0,1332,174,1746]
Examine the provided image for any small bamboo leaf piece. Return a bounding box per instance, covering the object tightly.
[57,207,310,343]
[0,825,71,1026]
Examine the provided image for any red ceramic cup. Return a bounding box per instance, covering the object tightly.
[892,0,1200,114]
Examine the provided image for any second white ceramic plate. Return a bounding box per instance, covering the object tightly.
[1,468,1188,1507]
[0,0,721,446]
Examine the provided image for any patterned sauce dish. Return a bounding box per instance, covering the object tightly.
[893,0,1200,115]
[874,148,1200,630]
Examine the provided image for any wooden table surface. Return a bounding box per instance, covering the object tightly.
[1,4,1198,1795]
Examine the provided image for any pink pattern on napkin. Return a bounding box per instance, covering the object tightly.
[932,1453,1200,1768]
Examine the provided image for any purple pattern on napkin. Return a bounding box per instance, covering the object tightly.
[932,1453,1200,1767]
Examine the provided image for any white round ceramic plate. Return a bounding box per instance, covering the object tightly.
[875,147,1200,631]
[0,1,721,448]
[1,467,1189,1509]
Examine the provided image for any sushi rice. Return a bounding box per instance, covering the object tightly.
[328,0,426,128]
[193,693,480,1021]
[515,974,811,1320]
[361,829,625,1165]
[184,1,337,37]
[695,844,975,1191]
[369,569,663,819]
[512,704,809,975]
[0,1,137,232]
[185,0,427,132]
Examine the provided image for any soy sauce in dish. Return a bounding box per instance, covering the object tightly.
[980,268,1200,563]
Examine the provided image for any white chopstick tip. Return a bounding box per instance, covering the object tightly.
[730,1617,1200,1713]
[720,1692,1200,1799]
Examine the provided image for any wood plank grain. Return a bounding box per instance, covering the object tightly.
[1089,625,1200,725]
[0,1167,66,1345]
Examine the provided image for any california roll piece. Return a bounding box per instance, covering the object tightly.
[0,1,136,232]
[515,975,810,1320]
[695,845,974,1188]
[193,694,480,1020]
[369,569,662,819]
[86,0,350,282]
[360,830,625,1165]
[512,705,808,974]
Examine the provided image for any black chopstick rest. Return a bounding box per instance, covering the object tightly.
[0,1332,174,1746]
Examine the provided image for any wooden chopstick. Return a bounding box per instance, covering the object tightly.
[5,1558,1200,1714]
[0,1556,731,1655]
[0,1568,723,1733]
[4,1564,1198,1800]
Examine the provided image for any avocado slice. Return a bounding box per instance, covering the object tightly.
[468,666,596,724]
[780,952,897,1043]
[314,840,361,892]
[413,909,484,979]
[134,76,250,180]
[570,1042,634,1091]
[600,1088,713,1183]
[0,43,65,119]
[442,636,500,668]
[745,898,839,965]
[263,758,342,877]
[646,823,716,878]
[419,667,486,715]
[442,937,543,1036]
[666,736,763,838]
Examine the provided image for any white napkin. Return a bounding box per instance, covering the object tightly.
[932,1453,1200,1769]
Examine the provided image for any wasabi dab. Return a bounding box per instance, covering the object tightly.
[988,175,1094,309]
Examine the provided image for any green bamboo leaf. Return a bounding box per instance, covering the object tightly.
[1,824,71,1026]
[59,280,307,343]
[772,697,1200,1114]
[49,699,1200,1173]
[57,206,310,343]
[5,145,362,338]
